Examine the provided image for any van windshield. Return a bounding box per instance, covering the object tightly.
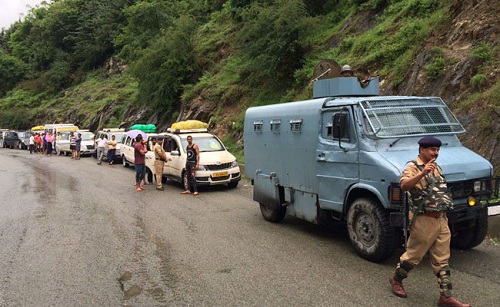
[360,97,465,138]
[181,136,224,152]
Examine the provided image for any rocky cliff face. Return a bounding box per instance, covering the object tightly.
[393,0,499,172]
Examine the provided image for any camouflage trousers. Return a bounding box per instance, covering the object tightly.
[400,213,451,275]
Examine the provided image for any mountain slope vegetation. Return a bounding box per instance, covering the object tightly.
[0,0,498,173]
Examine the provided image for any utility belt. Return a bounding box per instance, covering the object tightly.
[420,211,446,219]
[155,158,165,161]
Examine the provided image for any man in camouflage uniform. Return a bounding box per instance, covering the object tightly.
[389,137,470,307]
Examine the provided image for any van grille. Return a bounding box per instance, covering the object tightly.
[205,163,232,170]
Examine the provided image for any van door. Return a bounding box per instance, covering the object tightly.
[165,136,184,180]
[316,106,359,213]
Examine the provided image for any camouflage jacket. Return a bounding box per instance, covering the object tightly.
[405,160,453,214]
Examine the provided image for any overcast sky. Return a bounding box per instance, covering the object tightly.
[0,0,46,30]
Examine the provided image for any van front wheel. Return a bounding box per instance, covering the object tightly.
[347,198,396,263]
[259,203,286,223]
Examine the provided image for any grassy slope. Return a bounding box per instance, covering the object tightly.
[1,0,498,173]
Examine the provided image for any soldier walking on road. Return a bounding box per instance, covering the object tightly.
[389,137,470,307]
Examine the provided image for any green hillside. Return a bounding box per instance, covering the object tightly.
[0,0,498,172]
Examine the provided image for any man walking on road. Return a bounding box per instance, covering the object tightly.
[389,137,470,307]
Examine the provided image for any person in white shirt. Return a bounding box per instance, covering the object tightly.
[96,135,108,165]
[29,133,35,154]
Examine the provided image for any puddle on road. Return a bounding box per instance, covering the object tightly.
[118,271,142,301]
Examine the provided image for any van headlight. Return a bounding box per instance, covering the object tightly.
[198,164,206,171]
[473,181,481,192]
[231,160,239,168]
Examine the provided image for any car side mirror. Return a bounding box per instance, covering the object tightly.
[171,150,180,156]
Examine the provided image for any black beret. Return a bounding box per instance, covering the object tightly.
[418,136,442,147]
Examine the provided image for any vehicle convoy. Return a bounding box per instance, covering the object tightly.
[244,68,500,262]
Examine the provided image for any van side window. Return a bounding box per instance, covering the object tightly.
[270,119,281,133]
[253,120,263,132]
[290,119,302,133]
[166,139,179,153]
[332,112,350,141]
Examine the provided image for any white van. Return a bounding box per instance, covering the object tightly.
[145,128,241,190]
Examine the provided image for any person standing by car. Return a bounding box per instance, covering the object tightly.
[55,131,62,155]
[153,137,168,191]
[45,132,54,156]
[134,134,148,192]
[96,134,108,165]
[69,132,77,159]
[389,137,470,307]
[181,135,200,196]
[75,133,82,160]
[29,133,35,154]
[35,133,42,153]
[106,135,117,165]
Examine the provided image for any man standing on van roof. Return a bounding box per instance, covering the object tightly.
[389,137,470,307]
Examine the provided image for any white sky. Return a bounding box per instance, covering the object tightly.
[0,0,46,30]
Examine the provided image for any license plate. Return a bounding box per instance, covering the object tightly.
[212,171,228,178]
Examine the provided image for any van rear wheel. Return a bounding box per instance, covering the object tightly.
[347,198,396,263]
[259,203,286,223]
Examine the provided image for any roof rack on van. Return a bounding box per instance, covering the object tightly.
[166,128,208,134]
[103,128,125,132]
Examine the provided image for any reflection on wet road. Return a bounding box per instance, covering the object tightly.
[1,148,499,306]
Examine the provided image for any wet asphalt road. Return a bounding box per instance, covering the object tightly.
[0,148,499,307]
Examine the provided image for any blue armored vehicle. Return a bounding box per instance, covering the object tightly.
[244,68,499,262]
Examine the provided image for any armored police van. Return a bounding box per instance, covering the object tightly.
[244,75,500,262]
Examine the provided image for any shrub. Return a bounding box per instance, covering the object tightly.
[470,74,487,90]
[469,42,493,61]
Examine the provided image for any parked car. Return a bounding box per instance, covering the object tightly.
[2,131,21,149]
[16,131,31,149]
[121,133,160,169]
[56,130,95,156]
[95,128,127,162]
[147,128,241,189]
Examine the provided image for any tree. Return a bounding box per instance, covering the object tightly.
[0,49,28,95]
[235,0,307,87]
[131,15,200,113]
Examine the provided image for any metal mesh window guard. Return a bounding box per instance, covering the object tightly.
[360,98,465,138]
